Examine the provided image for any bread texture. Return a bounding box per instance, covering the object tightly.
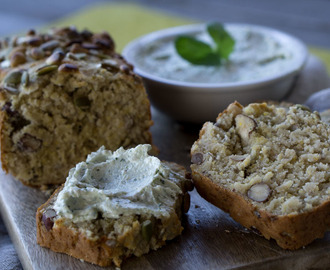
[0,27,152,186]
[191,101,329,250]
[36,145,193,267]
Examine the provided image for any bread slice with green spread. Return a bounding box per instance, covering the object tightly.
[36,144,193,267]
[0,27,152,187]
[191,101,329,250]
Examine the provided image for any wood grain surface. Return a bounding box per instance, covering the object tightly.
[0,106,330,270]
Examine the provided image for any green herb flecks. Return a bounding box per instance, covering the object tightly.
[175,22,235,66]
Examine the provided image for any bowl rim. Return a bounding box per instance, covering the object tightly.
[122,23,308,92]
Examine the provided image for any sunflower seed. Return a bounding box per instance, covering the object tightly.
[40,40,60,51]
[46,51,65,65]
[58,63,78,73]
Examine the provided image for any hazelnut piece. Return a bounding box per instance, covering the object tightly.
[247,183,271,202]
[42,209,56,231]
[235,114,257,142]
[191,153,203,165]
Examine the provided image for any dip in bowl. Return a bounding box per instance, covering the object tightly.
[123,23,308,123]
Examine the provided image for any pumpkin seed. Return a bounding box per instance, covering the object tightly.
[296,104,311,112]
[21,71,29,87]
[141,220,153,242]
[36,65,58,76]
[89,49,109,59]
[73,53,87,59]
[74,96,91,110]
[3,71,22,85]
[66,52,86,60]
[102,59,118,67]
[101,59,119,72]
[58,63,78,73]
[2,85,19,94]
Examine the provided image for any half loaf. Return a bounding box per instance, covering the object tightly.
[0,27,152,186]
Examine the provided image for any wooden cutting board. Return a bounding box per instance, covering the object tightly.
[0,108,330,270]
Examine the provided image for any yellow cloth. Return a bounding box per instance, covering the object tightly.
[49,3,330,73]
[49,3,196,52]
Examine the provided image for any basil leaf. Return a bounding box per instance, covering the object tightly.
[207,22,235,60]
[175,36,220,66]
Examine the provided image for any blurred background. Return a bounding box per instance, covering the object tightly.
[1,0,330,48]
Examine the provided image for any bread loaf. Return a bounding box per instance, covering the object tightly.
[0,27,152,186]
[191,101,329,249]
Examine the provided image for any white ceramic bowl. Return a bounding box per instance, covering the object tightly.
[123,24,308,123]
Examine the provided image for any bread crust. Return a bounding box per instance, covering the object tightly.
[0,109,9,174]
[36,161,192,267]
[193,170,330,250]
[36,187,125,267]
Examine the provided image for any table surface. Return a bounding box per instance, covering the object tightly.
[0,1,329,269]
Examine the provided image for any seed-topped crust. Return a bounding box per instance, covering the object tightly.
[0,27,153,186]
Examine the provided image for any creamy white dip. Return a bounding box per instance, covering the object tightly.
[53,145,184,223]
[135,26,295,83]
